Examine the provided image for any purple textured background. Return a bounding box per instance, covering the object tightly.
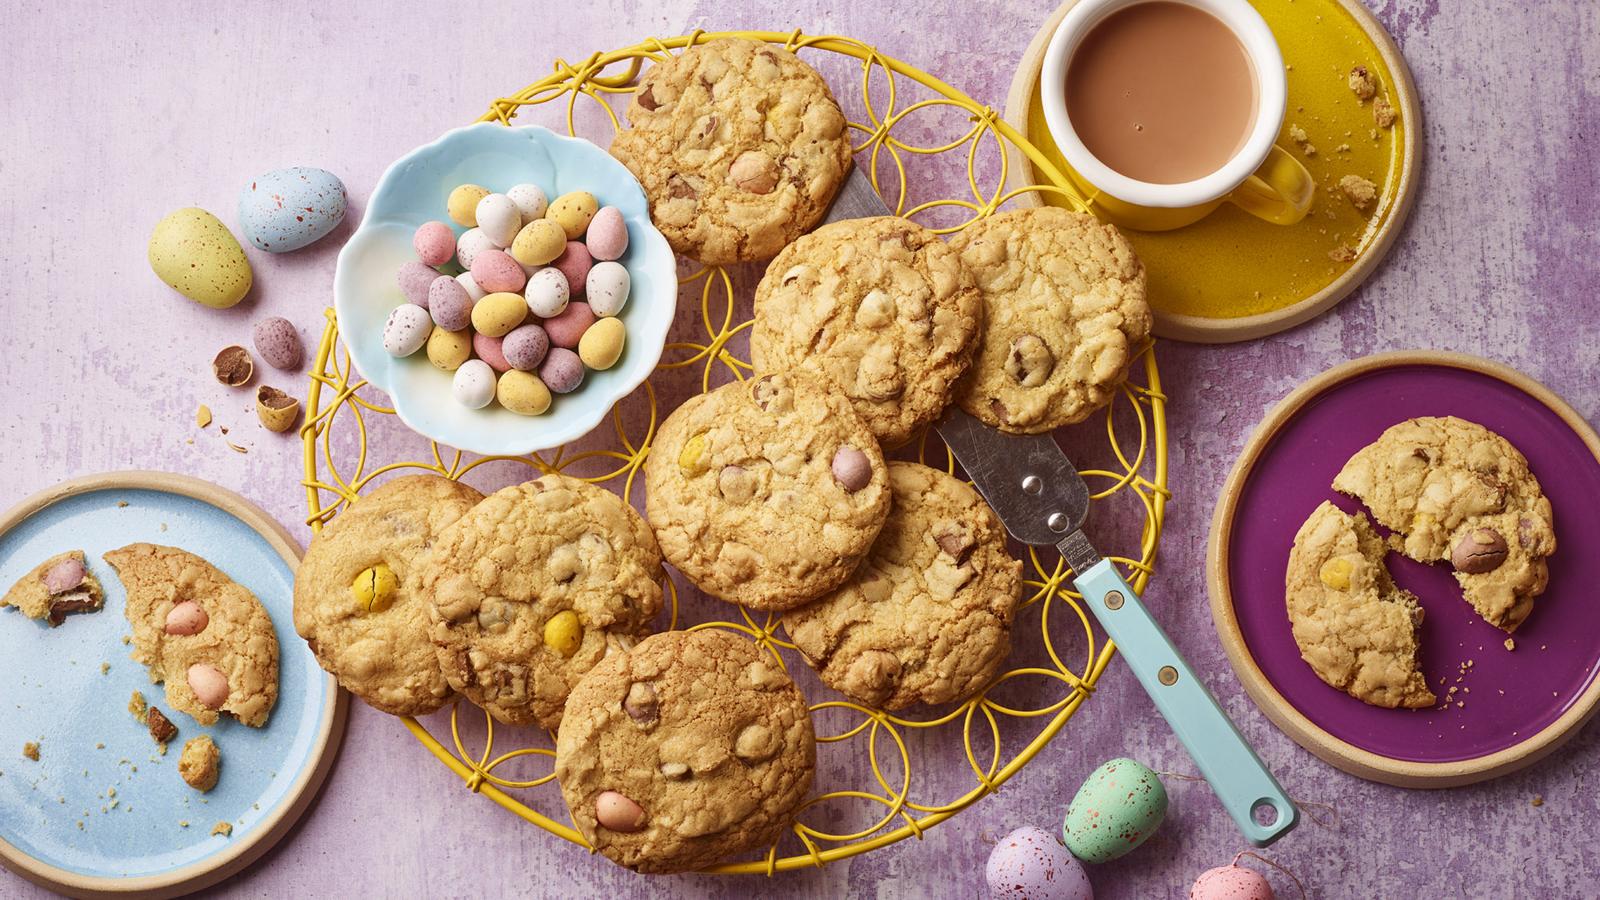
[2,0,1598,897]
[1225,364,1600,762]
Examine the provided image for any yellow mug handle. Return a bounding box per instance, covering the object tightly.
[1226,144,1314,225]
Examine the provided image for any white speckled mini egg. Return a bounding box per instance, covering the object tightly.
[382,304,433,357]
[475,193,522,248]
[457,228,495,271]
[585,260,630,317]
[452,359,497,409]
[506,183,548,222]
[986,826,1093,900]
[524,267,570,318]
[238,167,347,253]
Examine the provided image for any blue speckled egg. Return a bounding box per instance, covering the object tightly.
[1062,758,1167,864]
[238,167,347,252]
[986,826,1093,900]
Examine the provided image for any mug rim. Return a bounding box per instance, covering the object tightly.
[1040,0,1288,209]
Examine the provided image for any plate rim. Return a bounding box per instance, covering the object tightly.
[0,470,347,898]
[1001,0,1423,344]
[1206,350,1600,787]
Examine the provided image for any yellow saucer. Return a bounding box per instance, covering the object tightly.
[1004,0,1421,342]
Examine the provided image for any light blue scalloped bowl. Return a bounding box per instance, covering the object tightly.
[334,124,675,456]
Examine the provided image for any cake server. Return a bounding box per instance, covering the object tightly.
[820,174,1297,846]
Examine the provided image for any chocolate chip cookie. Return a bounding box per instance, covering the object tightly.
[294,475,484,717]
[645,369,891,611]
[1333,416,1556,631]
[751,217,983,448]
[949,207,1150,434]
[608,37,853,265]
[782,462,1022,709]
[555,629,815,873]
[421,474,664,730]
[105,544,280,728]
[1286,502,1434,709]
[2,549,104,626]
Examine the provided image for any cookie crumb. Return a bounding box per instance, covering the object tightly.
[1348,65,1377,101]
[1339,174,1378,210]
[147,707,179,746]
[1532,795,1544,807]
[95,742,105,750]
[22,742,39,761]
[1504,638,1516,651]
[226,441,249,455]
[196,405,212,429]
[1335,143,1351,153]
[211,821,232,837]
[128,690,148,720]
[179,735,221,793]
[179,820,190,828]
[116,501,129,508]
[1329,244,1358,263]
[1373,97,1396,128]
[122,634,131,645]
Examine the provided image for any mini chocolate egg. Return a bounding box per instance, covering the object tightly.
[427,325,473,371]
[473,331,512,373]
[456,271,486,302]
[475,193,522,248]
[552,241,593,296]
[511,218,566,267]
[539,347,584,394]
[452,359,497,409]
[547,190,598,239]
[447,184,490,227]
[524,267,570,318]
[148,208,253,308]
[585,260,630,317]
[382,304,432,357]
[252,316,303,370]
[986,826,1093,900]
[414,221,456,266]
[428,276,473,331]
[1062,758,1167,864]
[502,323,550,371]
[471,248,527,294]
[497,370,552,416]
[543,301,596,350]
[585,206,628,261]
[471,292,528,337]
[397,261,438,307]
[1191,864,1274,900]
[457,228,494,271]
[506,183,548,222]
[578,316,625,370]
[238,167,347,253]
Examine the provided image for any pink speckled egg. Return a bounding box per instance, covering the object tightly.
[1190,865,1274,900]
[397,261,438,307]
[414,220,456,266]
[472,249,527,293]
[539,347,585,394]
[542,301,597,350]
[584,206,628,260]
[502,323,550,372]
[986,826,1093,900]
[552,241,593,296]
[473,331,512,373]
[428,276,473,332]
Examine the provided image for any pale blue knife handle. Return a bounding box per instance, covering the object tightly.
[1074,558,1297,847]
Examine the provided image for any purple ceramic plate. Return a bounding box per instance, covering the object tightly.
[1213,353,1600,777]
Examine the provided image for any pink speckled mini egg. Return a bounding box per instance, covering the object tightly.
[413,220,457,266]
[1190,864,1274,900]
[542,301,597,350]
[473,331,512,373]
[471,248,527,293]
[985,826,1093,900]
[584,205,628,261]
[551,241,593,296]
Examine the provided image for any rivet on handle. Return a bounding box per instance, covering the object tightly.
[1104,590,1124,610]
[1158,666,1179,685]
[1021,474,1043,495]
[1047,512,1069,532]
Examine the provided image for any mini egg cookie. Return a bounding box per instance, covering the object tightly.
[949,207,1150,434]
[751,217,983,448]
[420,474,664,730]
[782,463,1022,709]
[105,544,280,728]
[645,370,891,611]
[555,629,815,873]
[2,550,104,626]
[1333,416,1555,631]
[609,37,852,265]
[1286,502,1434,709]
[293,475,484,716]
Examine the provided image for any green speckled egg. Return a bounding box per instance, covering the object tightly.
[148,208,253,308]
[1061,757,1167,863]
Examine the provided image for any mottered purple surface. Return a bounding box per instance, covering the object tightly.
[2,0,1597,897]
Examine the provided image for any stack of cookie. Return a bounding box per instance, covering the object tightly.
[293,36,1157,875]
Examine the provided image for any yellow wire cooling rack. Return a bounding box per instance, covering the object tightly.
[300,29,1170,875]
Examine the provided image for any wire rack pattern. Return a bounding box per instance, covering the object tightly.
[300,29,1170,874]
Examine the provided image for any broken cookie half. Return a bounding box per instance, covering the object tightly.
[1286,502,1434,709]
[2,550,105,626]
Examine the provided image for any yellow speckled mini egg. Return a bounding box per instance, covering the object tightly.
[546,191,598,239]
[497,370,552,416]
[471,292,528,337]
[147,208,253,308]
[511,219,567,267]
[427,326,473,371]
[447,184,490,227]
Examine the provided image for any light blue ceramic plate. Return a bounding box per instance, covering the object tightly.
[0,472,343,896]
[334,123,677,456]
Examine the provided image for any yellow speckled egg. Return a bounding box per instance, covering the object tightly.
[447,184,490,227]
[471,292,528,337]
[577,317,626,370]
[511,219,567,267]
[497,370,552,416]
[147,208,253,308]
[427,326,474,371]
[546,191,598,239]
